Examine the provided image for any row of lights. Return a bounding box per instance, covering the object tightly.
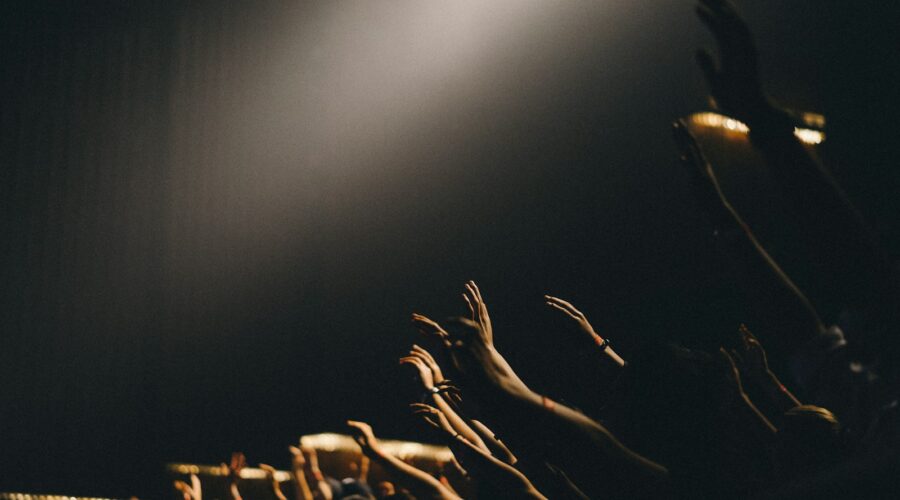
[167,463,291,481]
[167,432,454,482]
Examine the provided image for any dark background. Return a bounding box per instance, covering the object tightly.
[2,1,898,497]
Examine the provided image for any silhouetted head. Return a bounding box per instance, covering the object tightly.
[375,481,396,498]
[774,405,844,481]
[382,493,414,500]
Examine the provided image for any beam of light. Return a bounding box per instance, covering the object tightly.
[689,112,825,145]
[166,0,617,304]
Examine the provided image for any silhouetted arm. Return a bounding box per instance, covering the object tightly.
[694,0,895,309]
[545,295,626,368]
[673,119,827,349]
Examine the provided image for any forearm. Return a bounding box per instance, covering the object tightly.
[358,456,370,483]
[737,392,778,435]
[482,382,668,497]
[269,480,288,500]
[291,468,314,500]
[746,107,893,306]
[304,455,333,500]
[469,418,517,465]
[705,149,827,345]
[370,448,460,500]
[444,433,545,499]
[228,482,242,500]
[430,393,489,453]
[761,370,801,412]
[314,478,333,500]
[586,333,626,368]
[459,342,666,496]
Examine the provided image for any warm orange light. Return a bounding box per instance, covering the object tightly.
[300,432,453,461]
[689,112,825,145]
[166,463,292,481]
[0,494,119,500]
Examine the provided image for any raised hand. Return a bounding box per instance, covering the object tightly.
[731,324,769,380]
[347,420,382,458]
[220,452,246,500]
[288,445,306,469]
[301,444,321,472]
[694,0,769,123]
[411,313,452,348]
[349,421,461,500]
[290,444,328,500]
[733,324,802,411]
[174,474,202,500]
[719,348,777,434]
[400,354,435,390]
[228,452,246,478]
[545,295,626,366]
[409,344,463,406]
[411,344,446,384]
[410,403,456,435]
[545,295,601,341]
[444,316,528,399]
[407,343,490,451]
[462,280,493,345]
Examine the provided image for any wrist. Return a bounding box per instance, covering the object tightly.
[541,394,557,412]
[594,335,610,352]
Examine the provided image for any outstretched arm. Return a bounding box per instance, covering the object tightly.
[719,348,778,435]
[346,420,460,500]
[445,316,669,498]
[288,446,315,500]
[302,445,334,500]
[673,119,827,350]
[545,295,626,367]
[731,324,802,414]
[468,418,517,465]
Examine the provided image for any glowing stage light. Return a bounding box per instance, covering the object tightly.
[689,112,825,145]
[166,463,292,481]
[165,433,452,484]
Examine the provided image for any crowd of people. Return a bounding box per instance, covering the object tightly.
[171,1,899,498]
